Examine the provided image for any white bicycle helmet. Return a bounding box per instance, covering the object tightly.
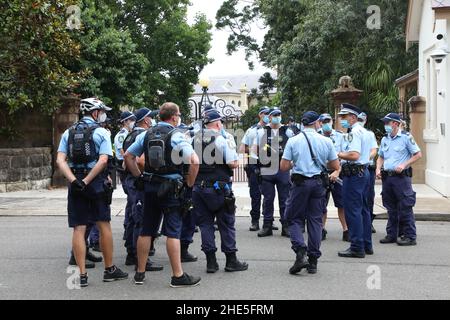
[80,98,112,113]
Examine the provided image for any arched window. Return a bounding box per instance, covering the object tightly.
[238,101,241,107]
[231,100,235,105]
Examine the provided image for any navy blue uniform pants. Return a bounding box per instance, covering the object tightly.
[246,164,262,223]
[124,174,145,254]
[192,186,237,254]
[343,169,372,252]
[285,178,326,258]
[260,170,290,227]
[368,167,376,221]
[381,176,416,240]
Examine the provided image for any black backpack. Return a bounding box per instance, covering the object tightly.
[123,128,145,153]
[68,121,100,165]
[143,125,181,174]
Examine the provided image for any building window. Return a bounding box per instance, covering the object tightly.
[238,101,241,107]
[231,100,235,105]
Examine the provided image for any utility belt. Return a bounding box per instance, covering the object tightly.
[291,173,333,192]
[381,167,413,179]
[142,173,184,199]
[195,180,235,213]
[368,164,376,171]
[341,164,368,177]
[71,168,91,175]
[70,168,112,204]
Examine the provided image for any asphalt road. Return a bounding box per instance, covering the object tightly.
[0,216,449,300]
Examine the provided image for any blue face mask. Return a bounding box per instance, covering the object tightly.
[340,120,350,129]
[220,128,227,138]
[271,117,281,125]
[322,123,332,132]
[263,115,270,124]
[384,125,393,134]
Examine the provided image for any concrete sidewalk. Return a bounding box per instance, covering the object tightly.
[0,182,449,221]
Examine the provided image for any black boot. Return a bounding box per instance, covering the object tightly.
[249,221,260,232]
[86,248,102,263]
[69,251,95,269]
[125,252,137,266]
[206,252,219,273]
[181,243,198,263]
[257,224,273,237]
[281,225,290,238]
[307,256,318,274]
[224,252,248,272]
[322,228,328,241]
[289,247,309,275]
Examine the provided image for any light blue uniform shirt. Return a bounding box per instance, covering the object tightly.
[114,128,129,161]
[126,122,195,179]
[242,123,262,159]
[57,117,113,169]
[341,122,371,165]
[367,130,378,166]
[282,128,338,177]
[378,131,421,171]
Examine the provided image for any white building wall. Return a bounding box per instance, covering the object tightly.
[418,0,450,196]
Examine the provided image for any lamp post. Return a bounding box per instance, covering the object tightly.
[198,77,212,119]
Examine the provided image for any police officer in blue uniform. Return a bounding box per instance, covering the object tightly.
[281,111,340,274]
[357,112,379,233]
[287,116,301,137]
[240,106,270,231]
[256,108,291,238]
[114,111,136,241]
[192,109,248,273]
[124,102,201,287]
[376,113,422,246]
[122,108,163,271]
[319,113,349,242]
[57,98,128,287]
[337,103,373,258]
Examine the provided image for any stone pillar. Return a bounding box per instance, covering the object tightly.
[52,95,80,187]
[240,84,249,113]
[408,96,427,183]
[330,76,363,131]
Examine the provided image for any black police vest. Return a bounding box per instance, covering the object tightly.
[194,131,233,183]
[258,126,289,168]
[123,128,145,153]
[143,125,182,175]
[67,120,100,166]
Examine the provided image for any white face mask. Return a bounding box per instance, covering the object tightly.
[128,121,135,130]
[97,112,107,123]
[177,116,182,127]
[151,119,157,127]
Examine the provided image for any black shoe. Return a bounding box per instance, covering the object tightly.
[206,252,219,273]
[281,226,290,238]
[91,243,101,252]
[80,273,88,288]
[103,266,128,282]
[257,226,273,237]
[365,248,374,255]
[86,249,103,263]
[289,247,309,275]
[272,225,279,231]
[380,236,397,244]
[322,229,328,241]
[342,230,350,242]
[338,248,365,258]
[125,253,136,266]
[134,272,145,285]
[224,252,248,272]
[397,236,417,246]
[181,244,198,263]
[170,273,201,288]
[69,252,95,269]
[371,224,377,234]
[249,222,260,232]
[307,256,318,274]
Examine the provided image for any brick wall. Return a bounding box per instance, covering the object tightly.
[0,147,52,192]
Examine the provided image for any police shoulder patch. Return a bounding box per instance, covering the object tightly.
[409,136,416,145]
[348,133,353,142]
[118,136,125,143]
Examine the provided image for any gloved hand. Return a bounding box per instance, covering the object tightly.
[71,179,86,193]
[134,174,145,191]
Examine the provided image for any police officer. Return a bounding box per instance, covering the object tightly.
[124,102,201,287]
[376,113,422,246]
[114,112,136,241]
[192,109,248,273]
[286,116,301,137]
[319,113,348,242]
[256,108,291,237]
[57,98,128,287]
[281,111,340,274]
[240,106,270,231]
[122,108,163,271]
[337,103,373,258]
[357,112,379,233]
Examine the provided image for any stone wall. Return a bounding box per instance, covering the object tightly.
[0,147,52,193]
